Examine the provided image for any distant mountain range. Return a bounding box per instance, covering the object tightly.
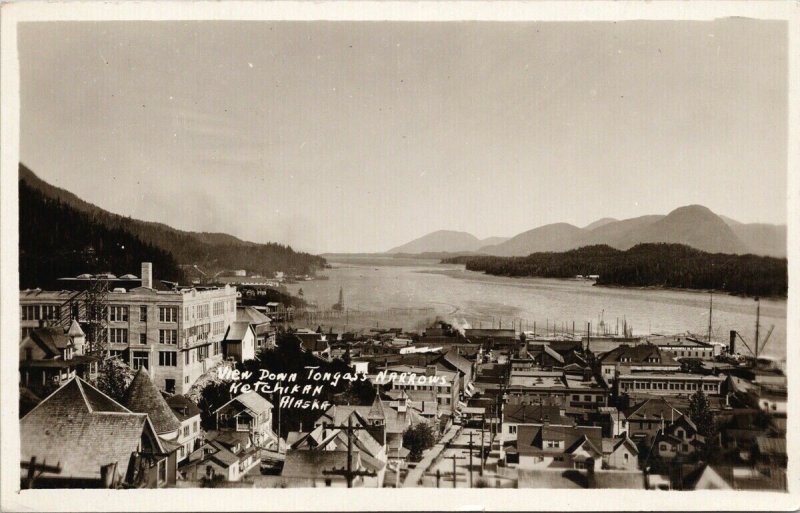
[388,205,786,258]
[387,230,509,254]
[19,163,326,288]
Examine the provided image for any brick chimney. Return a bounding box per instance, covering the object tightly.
[141,262,153,289]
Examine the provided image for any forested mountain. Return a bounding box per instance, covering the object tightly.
[444,243,787,297]
[19,163,326,284]
[19,180,184,289]
[388,206,785,258]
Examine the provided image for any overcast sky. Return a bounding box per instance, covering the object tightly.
[19,20,787,254]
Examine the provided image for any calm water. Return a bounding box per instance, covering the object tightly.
[287,256,787,359]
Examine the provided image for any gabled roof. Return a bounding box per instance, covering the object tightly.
[504,404,567,425]
[281,450,362,480]
[439,349,472,376]
[123,368,181,434]
[165,394,201,421]
[67,319,85,338]
[625,397,681,422]
[564,434,602,459]
[217,391,272,416]
[224,321,254,342]
[27,327,73,356]
[598,344,676,365]
[367,395,386,420]
[21,377,163,480]
[236,305,271,325]
[294,333,329,353]
[516,423,603,456]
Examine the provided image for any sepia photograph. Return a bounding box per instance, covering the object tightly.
[1,2,797,511]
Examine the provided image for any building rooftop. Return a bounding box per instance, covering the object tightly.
[21,377,162,481]
[123,368,182,434]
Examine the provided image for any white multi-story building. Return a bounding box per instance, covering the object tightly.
[20,263,237,394]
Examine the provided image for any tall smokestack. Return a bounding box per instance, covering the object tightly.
[141,262,153,289]
[729,330,736,355]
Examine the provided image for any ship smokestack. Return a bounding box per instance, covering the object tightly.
[729,330,736,355]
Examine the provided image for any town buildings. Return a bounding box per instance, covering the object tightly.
[20,377,175,488]
[20,263,238,394]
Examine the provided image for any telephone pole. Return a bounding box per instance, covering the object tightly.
[321,417,377,488]
[446,452,466,488]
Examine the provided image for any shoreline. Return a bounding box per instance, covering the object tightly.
[419,267,788,302]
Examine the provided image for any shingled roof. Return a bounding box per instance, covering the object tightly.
[599,344,677,365]
[165,394,201,421]
[21,378,163,481]
[123,368,181,434]
[25,326,73,357]
[281,450,362,480]
[224,321,253,341]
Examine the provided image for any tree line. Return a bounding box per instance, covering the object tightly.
[443,243,787,297]
[19,181,186,289]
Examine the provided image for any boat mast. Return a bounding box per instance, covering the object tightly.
[754,297,760,360]
[707,290,713,343]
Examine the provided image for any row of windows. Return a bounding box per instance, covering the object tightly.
[213,321,225,336]
[184,300,230,322]
[672,349,711,357]
[109,329,178,345]
[622,380,718,392]
[213,301,224,316]
[22,304,181,323]
[130,346,217,369]
[21,305,60,321]
[570,394,604,403]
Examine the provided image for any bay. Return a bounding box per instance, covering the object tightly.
[286,256,787,360]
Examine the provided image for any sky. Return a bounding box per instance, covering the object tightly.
[19,20,787,254]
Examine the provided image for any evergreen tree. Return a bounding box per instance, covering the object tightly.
[403,423,436,461]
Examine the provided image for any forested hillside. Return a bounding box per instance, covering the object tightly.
[444,244,787,297]
[19,181,185,289]
[19,163,327,280]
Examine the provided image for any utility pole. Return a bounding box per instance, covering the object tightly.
[480,420,485,476]
[21,457,62,489]
[446,452,466,488]
[321,417,377,488]
[467,431,475,488]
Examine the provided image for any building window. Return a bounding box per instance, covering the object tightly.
[159,307,177,323]
[132,351,149,370]
[624,453,629,462]
[159,351,177,366]
[165,379,175,393]
[109,328,129,344]
[21,305,40,321]
[139,306,148,322]
[185,376,190,384]
[213,301,224,316]
[42,305,61,320]
[109,306,129,322]
[197,304,209,318]
[325,479,332,487]
[660,444,668,452]
[185,351,190,365]
[160,329,177,345]
[681,444,689,452]
[509,425,517,434]
[183,425,190,437]
[139,333,147,345]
